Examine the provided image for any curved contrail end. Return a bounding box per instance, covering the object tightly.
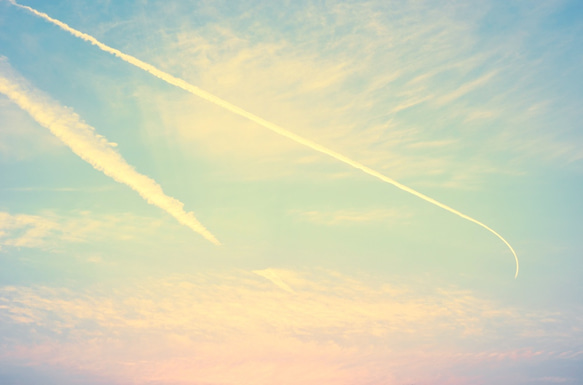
[9,0,519,277]
[0,58,220,246]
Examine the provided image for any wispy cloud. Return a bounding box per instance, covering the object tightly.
[63,0,580,186]
[0,210,164,251]
[436,71,498,105]
[533,377,571,383]
[0,269,581,385]
[291,208,412,226]
[7,0,518,277]
[0,58,219,245]
[0,212,58,250]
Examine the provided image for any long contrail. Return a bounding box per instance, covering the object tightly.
[8,0,519,277]
[0,58,220,245]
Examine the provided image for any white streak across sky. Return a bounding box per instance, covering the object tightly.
[8,0,519,277]
[0,58,220,245]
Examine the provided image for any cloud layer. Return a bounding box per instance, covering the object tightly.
[1,269,582,385]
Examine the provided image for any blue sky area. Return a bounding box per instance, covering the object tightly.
[1,0,582,384]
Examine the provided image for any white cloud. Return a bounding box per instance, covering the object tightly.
[0,269,581,385]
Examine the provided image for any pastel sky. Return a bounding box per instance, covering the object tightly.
[1,0,582,384]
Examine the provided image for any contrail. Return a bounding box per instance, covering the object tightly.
[253,269,296,294]
[8,0,519,277]
[0,58,220,245]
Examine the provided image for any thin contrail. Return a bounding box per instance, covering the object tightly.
[8,0,519,277]
[253,269,296,294]
[0,58,220,245]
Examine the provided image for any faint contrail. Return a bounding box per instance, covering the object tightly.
[8,0,519,277]
[253,269,296,294]
[0,58,220,245]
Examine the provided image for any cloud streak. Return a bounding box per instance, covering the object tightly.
[8,0,518,276]
[0,59,219,245]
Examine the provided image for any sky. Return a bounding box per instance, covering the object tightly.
[0,0,582,384]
